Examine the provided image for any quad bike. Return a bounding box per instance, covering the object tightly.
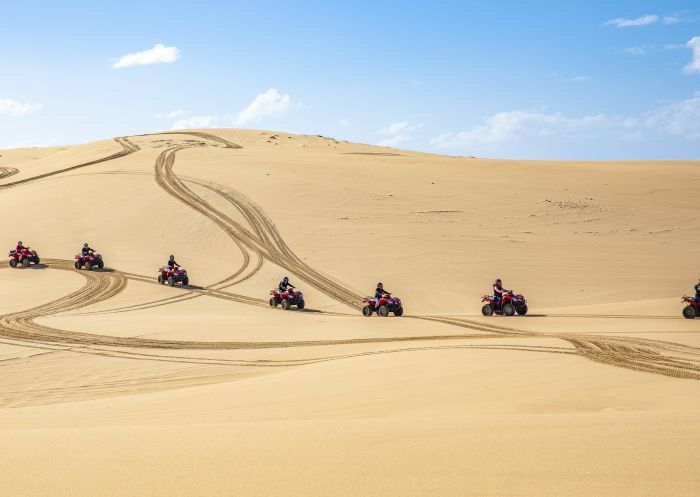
[74,252,104,270]
[8,248,40,268]
[482,290,528,316]
[362,294,404,317]
[158,266,189,286]
[682,295,700,319]
[270,288,305,310]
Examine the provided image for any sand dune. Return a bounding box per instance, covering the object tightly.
[0,129,698,496]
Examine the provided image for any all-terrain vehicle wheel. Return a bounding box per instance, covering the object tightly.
[269,298,277,307]
[74,261,81,270]
[481,304,493,316]
[34,256,40,264]
[98,260,104,269]
[362,305,373,317]
[84,261,92,271]
[281,298,291,310]
[157,275,164,284]
[378,305,389,317]
[503,303,515,316]
[183,276,189,286]
[22,258,30,268]
[683,305,697,319]
[9,259,17,268]
[168,276,175,287]
[394,306,404,317]
[516,304,528,316]
[297,299,305,310]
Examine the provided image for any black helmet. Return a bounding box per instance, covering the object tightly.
[283,276,288,283]
[84,243,89,247]
[377,282,383,288]
[169,255,175,260]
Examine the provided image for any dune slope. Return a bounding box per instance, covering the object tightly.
[0,129,698,497]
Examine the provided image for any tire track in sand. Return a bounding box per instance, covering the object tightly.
[154,145,365,309]
[0,259,574,374]
[5,259,696,381]
[0,137,140,189]
[0,167,19,180]
[0,132,698,380]
[416,316,700,380]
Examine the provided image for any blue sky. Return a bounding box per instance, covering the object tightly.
[1,0,699,159]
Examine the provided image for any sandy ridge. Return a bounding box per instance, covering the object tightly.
[0,131,698,381]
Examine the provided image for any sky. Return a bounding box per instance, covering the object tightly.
[1,0,699,160]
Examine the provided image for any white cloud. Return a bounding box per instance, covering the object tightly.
[664,43,686,50]
[619,46,646,55]
[663,15,681,25]
[604,14,658,27]
[234,89,298,125]
[684,37,700,74]
[171,115,221,130]
[377,121,421,135]
[154,109,185,119]
[430,111,637,149]
[646,91,700,139]
[113,43,180,68]
[375,121,422,147]
[0,98,42,117]
[0,138,58,150]
[431,92,700,151]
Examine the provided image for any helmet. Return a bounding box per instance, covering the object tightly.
[377,282,383,289]
[84,243,89,247]
[283,276,288,283]
[169,255,175,261]
[495,279,502,285]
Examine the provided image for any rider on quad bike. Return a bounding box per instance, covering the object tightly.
[9,241,40,268]
[482,279,528,316]
[270,276,305,310]
[75,242,103,270]
[682,278,700,319]
[361,282,403,317]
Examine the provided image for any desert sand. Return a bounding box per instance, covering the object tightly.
[0,129,698,496]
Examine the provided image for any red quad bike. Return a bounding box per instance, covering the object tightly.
[74,252,104,271]
[482,290,528,316]
[682,295,700,319]
[269,289,305,310]
[8,248,40,268]
[362,294,404,317]
[158,266,189,287]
